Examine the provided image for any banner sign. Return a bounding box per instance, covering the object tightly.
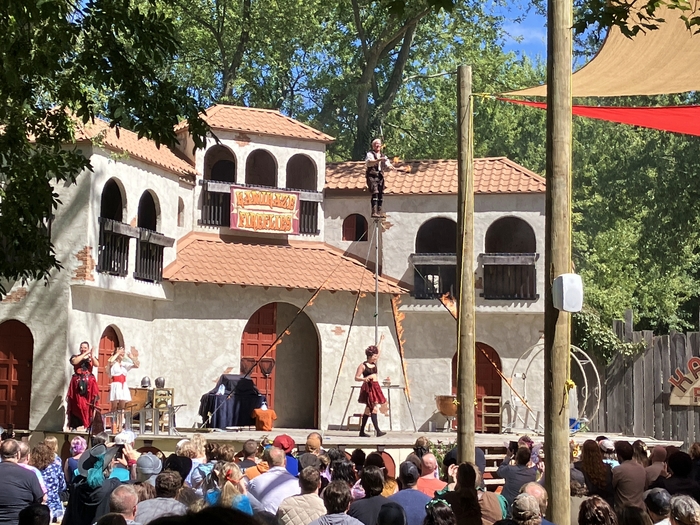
[231,186,300,235]
[669,356,700,406]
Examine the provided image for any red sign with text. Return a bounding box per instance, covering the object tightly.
[231,186,300,235]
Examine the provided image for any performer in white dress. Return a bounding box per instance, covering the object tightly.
[108,347,139,431]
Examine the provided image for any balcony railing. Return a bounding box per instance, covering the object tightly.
[199,180,321,234]
[97,218,174,284]
[97,217,137,277]
[409,253,457,299]
[481,253,538,300]
[133,228,174,283]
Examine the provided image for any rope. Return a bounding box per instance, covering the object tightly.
[329,225,377,406]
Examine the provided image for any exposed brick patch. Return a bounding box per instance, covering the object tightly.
[130,217,137,227]
[331,326,346,336]
[73,246,96,281]
[1,287,28,304]
[475,277,483,289]
[381,221,393,231]
[235,133,251,147]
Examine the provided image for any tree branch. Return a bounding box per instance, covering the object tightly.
[403,70,454,83]
[351,0,370,64]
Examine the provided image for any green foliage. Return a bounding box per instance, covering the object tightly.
[573,309,646,364]
[0,0,208,294]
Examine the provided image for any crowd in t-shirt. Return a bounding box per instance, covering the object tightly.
[2,431,700,525]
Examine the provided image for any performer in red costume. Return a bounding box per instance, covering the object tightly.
[355,335,387,437]
[66,341,99,430]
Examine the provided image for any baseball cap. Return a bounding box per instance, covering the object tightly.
[599,439,615,453]
[512,493,541,521]
[273,434,295,454]
[399,461,420,486]
[644,488,671,515]
[136,452,163,475]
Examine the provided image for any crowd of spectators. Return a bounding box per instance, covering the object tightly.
[1,431,700,525]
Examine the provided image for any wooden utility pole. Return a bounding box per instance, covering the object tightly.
[544,1,572,524]
[456,64,476,463]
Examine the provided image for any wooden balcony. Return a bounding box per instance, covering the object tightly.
[133,229,174,283]
[97,217,137,277]
[480,253,539,300]
[199,180,322,234]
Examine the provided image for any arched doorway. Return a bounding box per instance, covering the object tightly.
[452,343,502,433]
[241,303,319,428]
[245,150,277,187]
[0,320,33,429]
[97,327,121,413]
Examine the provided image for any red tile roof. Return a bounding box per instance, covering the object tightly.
[176,105,335,144]
[325,157,546,195]
[164,233,406,294]
[75,119,197,178]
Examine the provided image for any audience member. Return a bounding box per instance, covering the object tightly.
[645,488,672,525]
[441,463,482,525]
[618,507,652,525]
[650,452,700,501]
[306,433,324,456]
[17,505,50,525]
[474,462,506,525]
[612,440,647,511]
[647,447,669,487]
[377,502,407,525]
[575,440,614,508]
[351,450,366,473]
[388,462,431,525]
[600,440,620,469]
[134,482,157,502]
[511,494,541,525]
[348,466,387,525]
[520,483,553,525]
[308,480,363,525]
[247,447,300,514]
[273,435,299,477]
[423,501,457,525]
[578,495,617,525]
[669,495,700,525]
[277,466,326,525]
[570,481,588,525]
[211,462,251,514]
[633,441,650,468]
[64,436,87,486]
[416,454,447,498]
[382,479,399,497]
[690,444,700,486]
[136,453,163,486]
[134,471,187,525]
[17,442,47,496]
[95,514,128,525]
[237,441,258,472]
[110,485,140,525]
[30,443,64,522]
[497,448,537,509]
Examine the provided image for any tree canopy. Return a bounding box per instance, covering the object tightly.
[0,0,208,294]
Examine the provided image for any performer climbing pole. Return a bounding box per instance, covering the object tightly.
[365,138,393,218]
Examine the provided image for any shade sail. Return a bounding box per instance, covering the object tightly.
[499,97,700,137]
[505,4,700,97]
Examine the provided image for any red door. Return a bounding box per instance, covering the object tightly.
[98,327,119,412]
[241,304,277,408]
[452,343,502,432]
[0,320,33,429]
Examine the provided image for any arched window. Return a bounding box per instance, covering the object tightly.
[485,217,536,253]
[286,154,317,191]
[246,149,277,187]
[415,218,457,254]
[342,214,368,241]
[204,145,236,182]
[177,198,185,227]
[138,191,158,231]
[100,179,125,222]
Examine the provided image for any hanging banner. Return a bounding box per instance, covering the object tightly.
[231,186,300,235]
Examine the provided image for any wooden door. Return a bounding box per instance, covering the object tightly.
[241,303,277,408]
[0,320,33,429]
[452,343,502,432]
[97,327,119,412]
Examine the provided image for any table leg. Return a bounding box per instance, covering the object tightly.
[403,388,417,431]
[388,388,393,431]
[341,387,355,431]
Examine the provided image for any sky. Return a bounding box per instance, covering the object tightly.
[493,2,548,62]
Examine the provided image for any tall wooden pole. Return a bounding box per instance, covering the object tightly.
[544,1,572,524]
[456,65,475,463]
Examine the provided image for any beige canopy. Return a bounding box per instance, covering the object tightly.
[506,4,700,97]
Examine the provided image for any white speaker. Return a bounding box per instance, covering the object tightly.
[552,273,583,313]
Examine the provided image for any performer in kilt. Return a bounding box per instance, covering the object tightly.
[355,338,387,437]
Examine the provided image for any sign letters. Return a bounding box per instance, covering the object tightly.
[230,186,300,235]
[669,356,700,405]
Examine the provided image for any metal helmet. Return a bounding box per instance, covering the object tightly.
[140,376,152,388]
[155,377,165,388]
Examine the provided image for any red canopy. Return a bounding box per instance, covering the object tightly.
[498,97,700,137]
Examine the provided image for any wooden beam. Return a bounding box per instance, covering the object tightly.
[456,64,476,464]
[544,0,572,522]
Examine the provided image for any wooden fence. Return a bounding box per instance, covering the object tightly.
[587,311,700,445]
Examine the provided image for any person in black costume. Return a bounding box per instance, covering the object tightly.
[355,336,387,437]
[365,139,393,218]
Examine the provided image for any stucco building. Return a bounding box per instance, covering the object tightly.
[0,106,546,433]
